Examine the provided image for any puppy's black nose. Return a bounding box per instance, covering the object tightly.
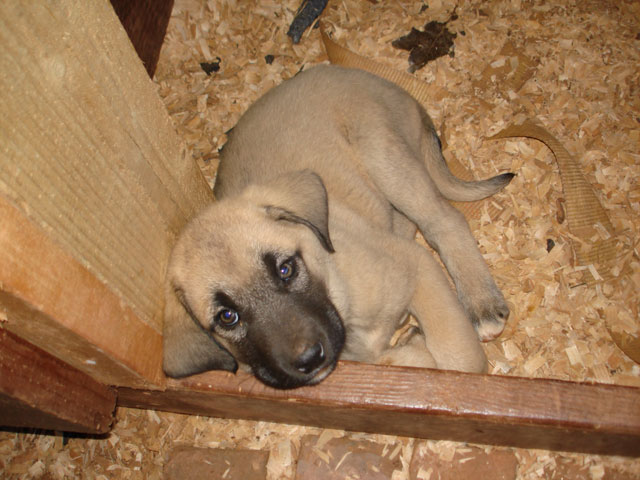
[295,342,325,374]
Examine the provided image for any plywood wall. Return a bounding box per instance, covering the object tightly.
[0,0,212,387]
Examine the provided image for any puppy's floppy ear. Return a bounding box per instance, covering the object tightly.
[162,284,238,378]
[249,169,334,253]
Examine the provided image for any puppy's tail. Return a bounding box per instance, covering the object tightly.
[424,135,514,202]
[420,112,514,202]
[432,162,515,202]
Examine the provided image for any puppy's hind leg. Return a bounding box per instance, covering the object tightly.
[364,136,509,341]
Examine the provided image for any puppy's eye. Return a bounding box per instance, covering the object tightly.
[278,260,295,281]
[217,308,239,328]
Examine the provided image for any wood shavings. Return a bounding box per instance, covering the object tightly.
[315,429,344,450]
[266,439,295,479]
[333,451,351,471]
[502,339,523,362]
[3,0,640,478]
[416,467,433,480]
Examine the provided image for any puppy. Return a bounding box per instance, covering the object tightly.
[163,65,513,389]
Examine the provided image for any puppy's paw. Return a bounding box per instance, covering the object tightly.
[377,333,436,369]
[464,288,509,342]
[393,325,421,348]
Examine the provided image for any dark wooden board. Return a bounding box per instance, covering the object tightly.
[0,329,115,434]
[119,361,640,457]
[110,0,175,77]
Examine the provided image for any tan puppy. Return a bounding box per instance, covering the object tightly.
[163,65,513,389]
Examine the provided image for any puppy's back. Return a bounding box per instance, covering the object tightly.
[214,65,423,200]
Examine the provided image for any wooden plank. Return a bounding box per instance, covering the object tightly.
[118,361,640,457]
[0,0,212,335]
[0,196,163,387]
[0,329,115,434]
[109,0,175,77]
[0,0,212,387]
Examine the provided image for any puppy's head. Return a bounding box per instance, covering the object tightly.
[163,170,345,389]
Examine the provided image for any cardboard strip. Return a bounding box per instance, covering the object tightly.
[321,26,435,106]
[608,328,640,365]
[489,121,621,284]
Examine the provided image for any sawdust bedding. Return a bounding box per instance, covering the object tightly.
[1,0,639,478]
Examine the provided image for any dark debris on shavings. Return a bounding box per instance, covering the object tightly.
[287,0,328,44]
[546,239,556,252]
[200,57,221,75]
[392,11,459,73]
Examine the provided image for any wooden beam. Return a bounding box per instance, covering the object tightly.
[109,0,175,77]
[0,196,163,387]
[0,329,115,434]
[119,361,640,457]
[0,1,212,387]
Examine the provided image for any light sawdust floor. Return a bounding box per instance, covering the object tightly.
[1,0,639,478]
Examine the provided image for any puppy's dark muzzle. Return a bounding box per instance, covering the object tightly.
[248,300,345,389]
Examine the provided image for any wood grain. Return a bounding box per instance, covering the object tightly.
[0,196,164,387]
[0,0,212,387]
[119,361,640,457]
[0,329,115,434]
[0,0,212,335]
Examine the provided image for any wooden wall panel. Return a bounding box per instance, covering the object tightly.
[0,0,212,387]
[0,196,164,387]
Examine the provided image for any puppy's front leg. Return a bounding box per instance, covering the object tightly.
[418,201,510,342]
[408,247,488,373]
